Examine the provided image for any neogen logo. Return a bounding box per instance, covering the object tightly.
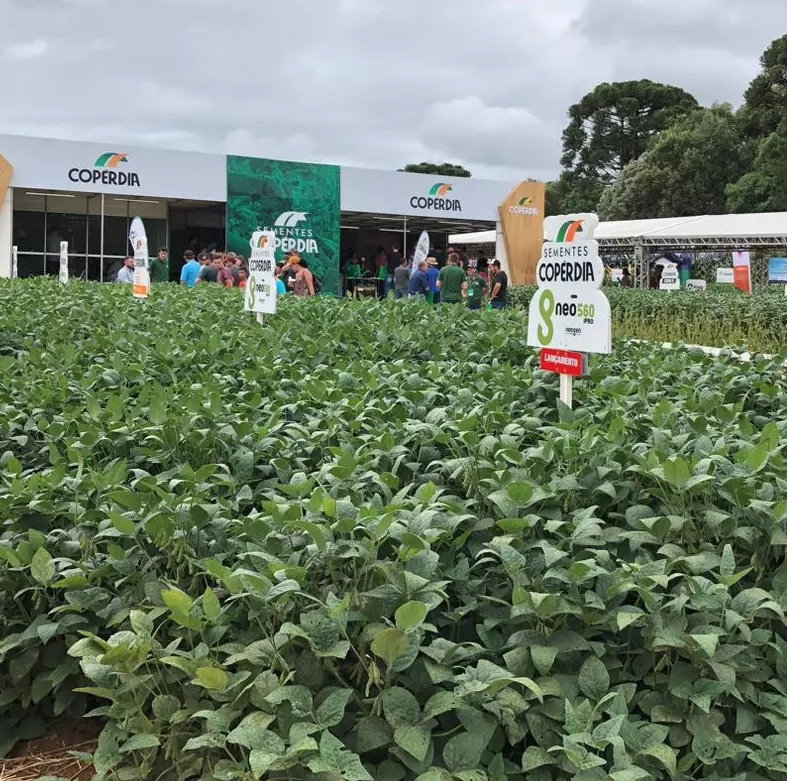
[509,196,539,217]
[68,152,141,187]
[410,182,462,212]
[265,211,319,254]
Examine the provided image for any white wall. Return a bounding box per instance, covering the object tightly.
[0,186,12,277]
[495,222,511,280]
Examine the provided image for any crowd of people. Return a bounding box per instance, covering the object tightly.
[116,245,508,308]
[343,245,508,308]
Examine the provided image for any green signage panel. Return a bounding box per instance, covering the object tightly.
[226,156,341,296]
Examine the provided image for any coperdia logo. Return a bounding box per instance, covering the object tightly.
[69,152,141,187]
[266,211,319,254]
[509,196,539,216]
[410,182,462,212]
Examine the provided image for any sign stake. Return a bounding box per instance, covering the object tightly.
[256,312,264,326]
[559,374,573,409]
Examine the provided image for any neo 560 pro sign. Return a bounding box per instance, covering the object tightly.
[527,215,612,355]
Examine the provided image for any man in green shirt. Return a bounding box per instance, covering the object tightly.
[465,264,487,310]
[149,248,169,283]
[437,253,467,303]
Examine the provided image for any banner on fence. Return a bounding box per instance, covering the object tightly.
[733,251,751,294]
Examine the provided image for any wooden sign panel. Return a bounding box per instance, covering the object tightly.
[498,181,545,286]
[0,153,12,216]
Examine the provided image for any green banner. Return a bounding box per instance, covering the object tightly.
[226,156,341,296]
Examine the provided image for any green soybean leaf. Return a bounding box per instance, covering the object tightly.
[371,628,410,667]
[193,666,228,691]
[201,587,221,621]
[578,656,610,701]
[394,726,431,762]
[395,601,428,631]
[31,547,55,586]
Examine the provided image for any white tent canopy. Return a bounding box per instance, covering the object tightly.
[450,212,787,251]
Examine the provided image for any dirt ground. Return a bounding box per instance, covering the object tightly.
[0,719,100,781]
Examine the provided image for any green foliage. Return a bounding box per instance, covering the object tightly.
[560,80,699,188]
[399,163,472,178]
[508,284,787,353]
[599,105,752,220]
[727,117,787,213]
[1,278,787,781]
[740,33,787,140]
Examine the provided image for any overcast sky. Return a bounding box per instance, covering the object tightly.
[2,0,786,182]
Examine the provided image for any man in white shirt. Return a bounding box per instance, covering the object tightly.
[117,256,135,284]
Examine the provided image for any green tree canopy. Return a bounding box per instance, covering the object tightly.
[727,117,787,213]
[740,34,787,139]
[561,80,699,189]
[598,105,751,220]
[399,162,472,177]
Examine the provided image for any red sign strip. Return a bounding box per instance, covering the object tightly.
[540,348,586,377]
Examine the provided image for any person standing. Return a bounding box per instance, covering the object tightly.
[345,253,362,297]
[198,254,220,284]
[465,264,487,310]
[180,250,201,288]
[117,256,135,284]
[291,256,315,297]
[409,260,430,299]
[217,259,235,288]
[149,248,170,283]
[620,267,633,288]
[385,245,402,297]
[394,256,410,299]
[437,253,467,304]
[426,257,441,304]
[488,259,508,309]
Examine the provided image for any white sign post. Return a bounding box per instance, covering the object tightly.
[246,230,278,325]
[716,268,734,284]
[411,231,430,276]
[129,217,150,299]
[527,214,611,409]
[59,241,69,285]
[11,245,17,279]
[686,279,707,292]
[659,263,680,291]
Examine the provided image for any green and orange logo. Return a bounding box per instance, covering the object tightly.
[410,182,461,212]
[509,195,539,216]
[69,152,140,187]
[94,152,129,168]
[257,235,269,248]
[556,220,584,243]
[429,183,453,197]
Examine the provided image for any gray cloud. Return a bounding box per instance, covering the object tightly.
[0,0,784,181]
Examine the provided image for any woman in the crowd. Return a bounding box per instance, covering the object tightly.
[290,255,315,297]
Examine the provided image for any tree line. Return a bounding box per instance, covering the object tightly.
[404,34,787,220]
[553,33,787,218]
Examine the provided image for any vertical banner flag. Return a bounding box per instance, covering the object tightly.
[733,250,752,294]
[245,230,278,315]
[59,242,69,285]
[129,217,150,299]
[411,231,430,275]
[527,214,612,354]
[498,180,546,285]
[11,245,17,279]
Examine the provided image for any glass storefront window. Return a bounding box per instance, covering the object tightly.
[13,210,45,252]
[46,212,87,255]
[16,253,44,278]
